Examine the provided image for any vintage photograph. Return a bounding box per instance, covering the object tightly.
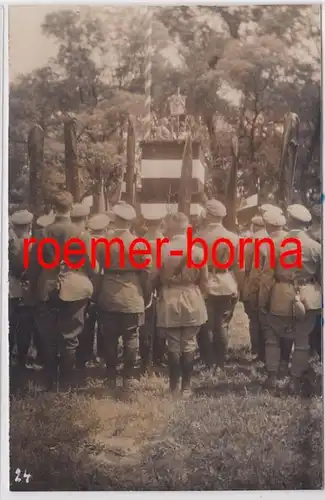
[8,4,322,491]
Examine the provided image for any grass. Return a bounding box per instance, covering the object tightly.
[10,303,323,490]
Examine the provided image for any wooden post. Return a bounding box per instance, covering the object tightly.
[178,133,193,216]
[126,116,136,206]
[224,136,239,231]
[27,124,44,217]
[64,116,80,201]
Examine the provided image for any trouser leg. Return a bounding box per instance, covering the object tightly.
[58,299,88,386]
[16,305,33,367]
[180,326,199,392]
[76,301,96,368]
[280,338,293,364]
[98,311,119,386]
[291,312,316,378]
[164,328,181,393]
[123,322,139,388]
[35,301,59,389]
[244,303,260,356]
[139,304,153,374]
[196,322,213,367]
[208,296,236,368]
[9,299,19,359]
[264,315,282,376]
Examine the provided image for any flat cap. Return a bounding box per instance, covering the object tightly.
[113,202,136,221]
[311,204,322,218]
[87,213,110,233]
[36,213,55,228]
[262,208,286,227]
[287,204,312,223]
[251,215,264,227]
[71,203,90,218]
[260,204,283,215]
[11,210,33,226]
[206,199,227,218]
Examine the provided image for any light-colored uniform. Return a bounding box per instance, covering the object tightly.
[156,234,207,352]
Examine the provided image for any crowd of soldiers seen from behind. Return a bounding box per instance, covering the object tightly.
[9,192,322,398]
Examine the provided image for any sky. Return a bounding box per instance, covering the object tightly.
[9,5,80,81]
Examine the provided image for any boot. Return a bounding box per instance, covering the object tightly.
[263,373,277,390]
[122,347,137,395]
[181,351,195,398]
[168,351,181,394]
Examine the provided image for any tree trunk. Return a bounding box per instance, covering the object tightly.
[64,117,80,201]
[27,124,44,217]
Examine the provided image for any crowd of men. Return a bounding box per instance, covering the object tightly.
[9,191,322,397]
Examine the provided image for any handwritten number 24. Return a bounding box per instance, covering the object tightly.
[15,468,32,484]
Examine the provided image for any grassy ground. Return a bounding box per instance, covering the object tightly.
[10,303,323,491]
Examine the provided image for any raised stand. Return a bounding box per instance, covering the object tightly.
[138,140,206,220]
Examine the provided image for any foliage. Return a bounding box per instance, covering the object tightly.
[9,5,321,209]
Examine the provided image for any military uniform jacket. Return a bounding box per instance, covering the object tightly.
[196,223,241,297]
[259,229,322,316]
[97,228,146,314]
[308,223,321,244]
[28,216,97,302]
[9,234,27,299]
[156,234,208,328]
[241,228,268,303]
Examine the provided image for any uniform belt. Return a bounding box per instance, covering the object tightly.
[276,277,314,286]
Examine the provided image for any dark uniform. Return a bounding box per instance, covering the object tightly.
[242,219,268,359]
[156,213,208,395]
[259,204,322,390]
[196,200,242,371]
[28,192,98,390]
[9,210,34,368]
[96,202,149,391]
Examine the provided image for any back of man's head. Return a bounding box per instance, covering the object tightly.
[52,191,73,215]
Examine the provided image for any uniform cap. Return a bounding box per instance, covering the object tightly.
[287,204,312,224]
[113,202,136,221]
[262,209,286,227]
[11,210,33,226]
[36,213,55,228]
[87,213,110,232]
[205,199,227,218]
[251,215,264,227]
[143,208,167,222]
[260,204,283,215]
[71,203,90,218]
[311,204,322,218]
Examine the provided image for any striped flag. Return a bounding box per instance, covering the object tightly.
[139,140,205,220]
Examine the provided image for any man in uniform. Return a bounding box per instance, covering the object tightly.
[9,210,34,370]
[308,203,322,360]
[156,212,208,396]
[96,202,150,394]
[259,204,322,392]
[241,213,268,360]
[28,191,97,391]
[139,213,165,374]
[196,199,241,373]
